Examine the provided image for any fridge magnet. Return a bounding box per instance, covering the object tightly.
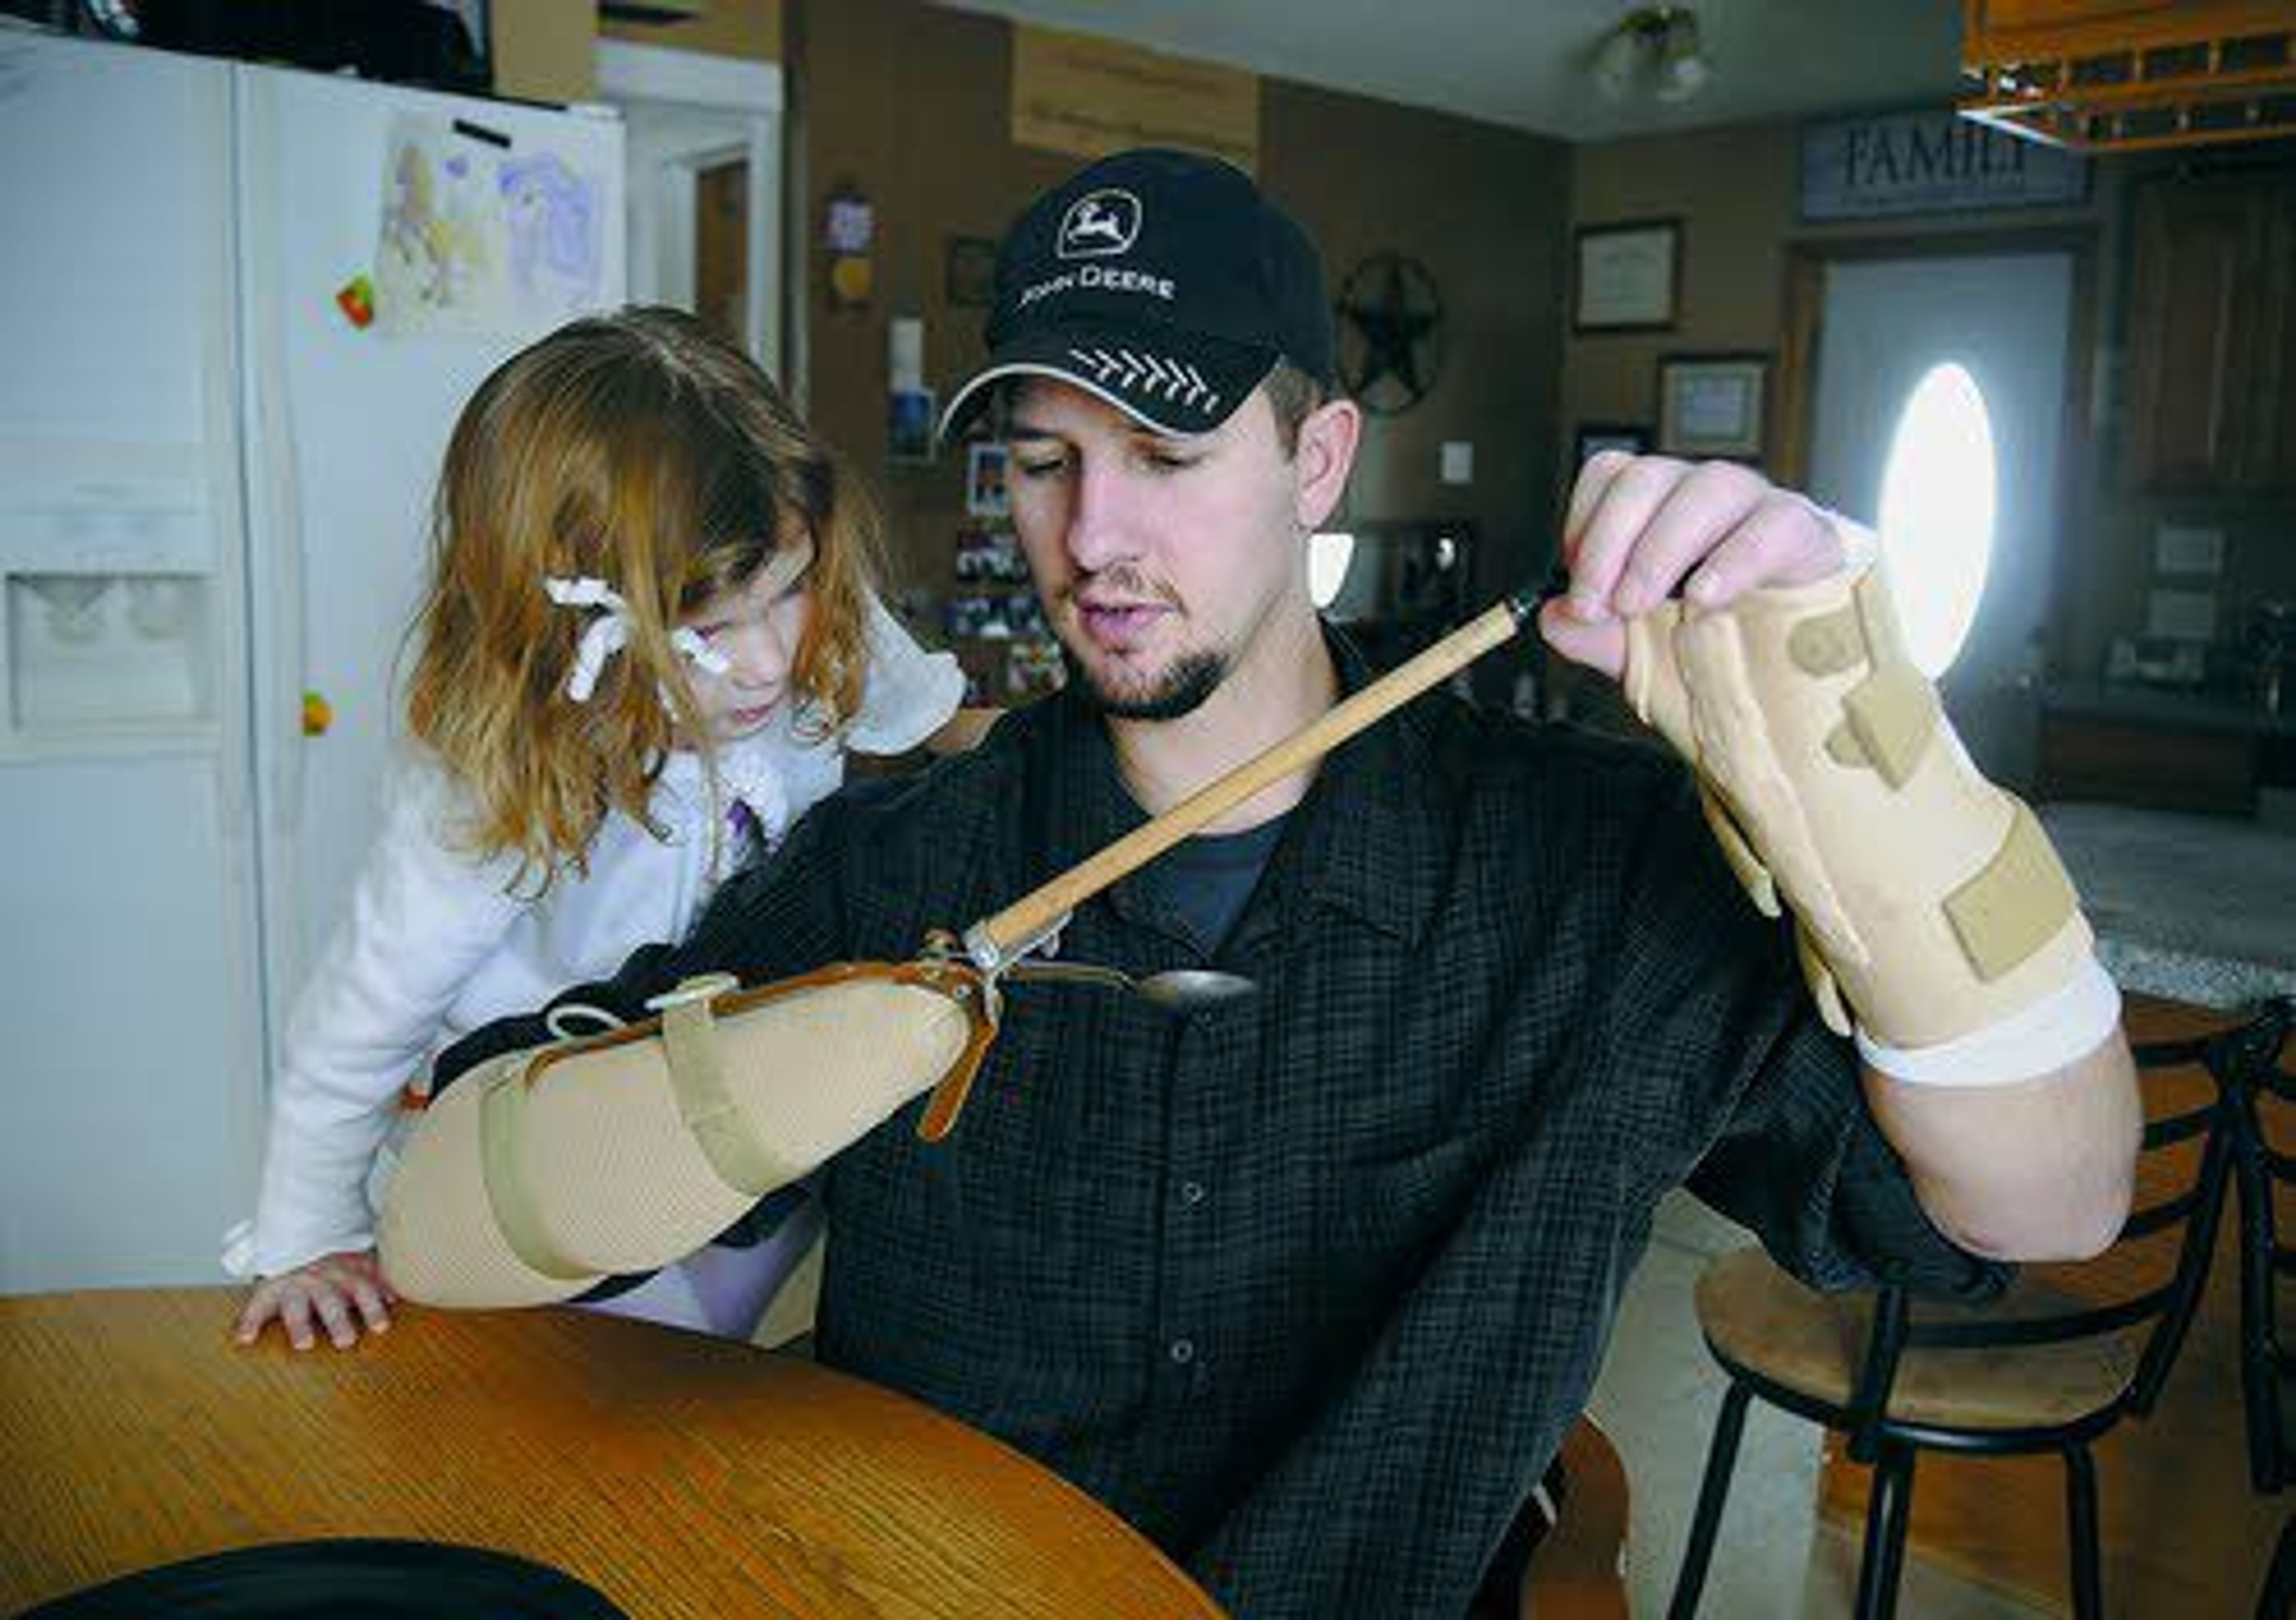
[334,274,376,329]
[964,442,1011,518]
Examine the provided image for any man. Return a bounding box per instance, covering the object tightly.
[403,149,2139,1616]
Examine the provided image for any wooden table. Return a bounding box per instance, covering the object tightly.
[0,1288,1225,1618]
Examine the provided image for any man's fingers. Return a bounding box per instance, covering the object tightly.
[1562,456,1694,620]
[1537,596,1625,681]
[1609,461,1775,617]
[1560,449,1636,573]
[1683,492,1843,608]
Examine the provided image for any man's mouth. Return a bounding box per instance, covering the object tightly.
[1074,595,1174,652]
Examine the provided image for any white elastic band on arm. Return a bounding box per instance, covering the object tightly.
[1856,956,2122,1087]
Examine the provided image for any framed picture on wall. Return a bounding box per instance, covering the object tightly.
[1573,218,1681,332]
[945,235,999,307]
[964,441,1012,518]
[1656,354,1768,459]
[1573,422,1651,465]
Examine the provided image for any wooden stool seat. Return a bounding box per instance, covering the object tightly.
[1697,1249,2141,1430]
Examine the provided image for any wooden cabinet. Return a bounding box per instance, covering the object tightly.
[2126,167,2296,492]
[1966,1,2296,54]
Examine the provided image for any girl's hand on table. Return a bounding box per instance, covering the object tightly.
[234,1250,397,1350]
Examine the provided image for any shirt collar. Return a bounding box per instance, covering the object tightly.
[1271,626,1451,945]
[1029,624,1451,951]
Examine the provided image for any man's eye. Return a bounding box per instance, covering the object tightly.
[1146,450,1198,472]
[1012,452,1068,480]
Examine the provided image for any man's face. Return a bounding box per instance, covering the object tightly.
[1002,380,1311,721]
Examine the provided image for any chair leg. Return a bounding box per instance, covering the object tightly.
[2063,1444,2102,1620]
[1666,1380,1752,1620]
[2259,1514,2294,1620]
[1852,1441,1916,1620]
[2233,1130,2283,1494]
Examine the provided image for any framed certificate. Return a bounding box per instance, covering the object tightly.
[1656,354,1768,459]
[1573,219,1681,332]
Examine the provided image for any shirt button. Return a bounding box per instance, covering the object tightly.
[1178,1179,1207,1208]
[1168,1337,1196,1365]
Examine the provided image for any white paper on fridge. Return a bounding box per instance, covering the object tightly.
[373,113,610,337]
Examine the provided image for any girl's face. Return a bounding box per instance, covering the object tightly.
[680,534,814,742]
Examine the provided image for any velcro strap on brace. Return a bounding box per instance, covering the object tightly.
[1623,545,2091,1048]
[655,975,806,1196]
[479,1069,598,1283]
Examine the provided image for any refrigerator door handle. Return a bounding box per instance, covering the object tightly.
[233,65,310,1057]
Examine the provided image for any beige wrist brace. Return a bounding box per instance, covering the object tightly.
[377,963,993,1308]
[1623,554,2092,1051]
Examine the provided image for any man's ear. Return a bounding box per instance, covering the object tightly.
[1292,398,1361,532]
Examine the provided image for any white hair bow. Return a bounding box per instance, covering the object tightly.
[543,575,729,703]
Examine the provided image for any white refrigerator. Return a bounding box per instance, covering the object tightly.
[0,29,625,1292]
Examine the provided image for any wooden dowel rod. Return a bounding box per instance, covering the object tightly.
[968,590,1538,966]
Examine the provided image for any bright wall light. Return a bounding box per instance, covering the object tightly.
[1309,530,1355,611]
[1877,362,1996,678]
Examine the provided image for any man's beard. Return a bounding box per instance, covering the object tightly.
[1062,642,1229,721]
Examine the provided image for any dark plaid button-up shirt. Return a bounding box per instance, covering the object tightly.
[441,643,2004,1618]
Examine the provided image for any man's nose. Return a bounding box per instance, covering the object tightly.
[1064,459,1142,573]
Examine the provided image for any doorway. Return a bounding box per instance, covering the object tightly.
[1787,237,2092,790]
[597,41,784,380]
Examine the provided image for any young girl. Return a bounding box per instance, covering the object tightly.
[229,306,975,1350]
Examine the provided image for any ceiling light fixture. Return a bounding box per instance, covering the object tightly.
[1592,6,1711,107]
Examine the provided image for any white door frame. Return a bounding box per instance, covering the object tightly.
[597,39,784,380]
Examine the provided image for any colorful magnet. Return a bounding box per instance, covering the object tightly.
[335,274,375,329]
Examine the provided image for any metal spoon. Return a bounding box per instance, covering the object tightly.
[1004,959,1256,1012]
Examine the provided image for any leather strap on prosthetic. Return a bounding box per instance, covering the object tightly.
[1623,551,2096,1054]
[378,962,998,1308]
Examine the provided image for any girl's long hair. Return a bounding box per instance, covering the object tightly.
[404,306,881,890]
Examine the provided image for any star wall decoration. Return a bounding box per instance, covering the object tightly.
[1336,253,1445,416]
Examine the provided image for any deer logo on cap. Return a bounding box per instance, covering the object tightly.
[1057,189,1141,260]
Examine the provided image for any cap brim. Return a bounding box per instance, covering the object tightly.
[939,327,1277,443]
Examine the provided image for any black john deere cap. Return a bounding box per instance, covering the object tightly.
[941,148,1335,441]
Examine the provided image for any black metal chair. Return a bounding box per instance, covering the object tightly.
[2261,1516,2294,1620]
[2225,996,2295,1497]
[1666,1020,2248,1620]
[2216,996,2295,1620]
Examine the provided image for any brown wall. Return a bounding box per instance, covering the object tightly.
[1562,121,2296,681]
[599,0,782,63]
[788,0,1570,685]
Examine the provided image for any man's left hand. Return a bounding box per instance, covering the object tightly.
[1540,453,1847,681]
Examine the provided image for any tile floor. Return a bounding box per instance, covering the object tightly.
[1586,1191,2050,1618]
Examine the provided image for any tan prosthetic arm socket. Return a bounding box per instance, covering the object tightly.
[1623,547,2093,1051]
[377,971,981,1308]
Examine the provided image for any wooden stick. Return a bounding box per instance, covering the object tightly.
[966,589,1540,970]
